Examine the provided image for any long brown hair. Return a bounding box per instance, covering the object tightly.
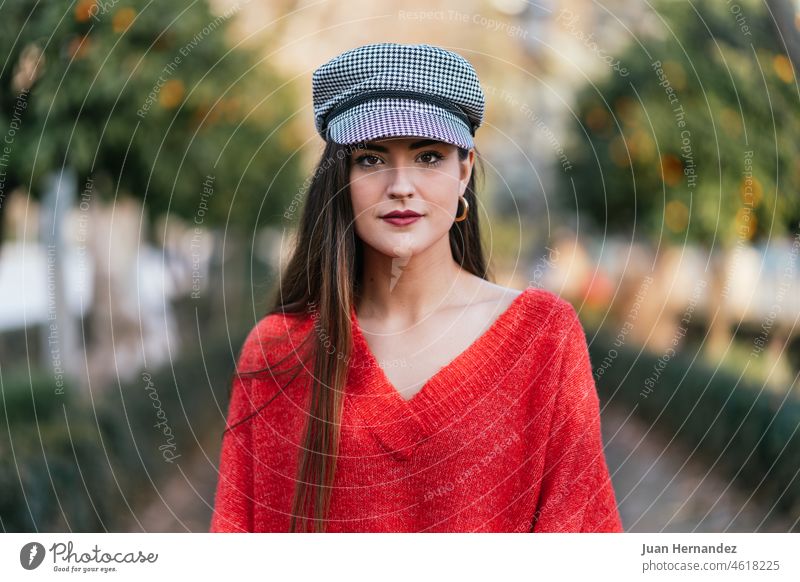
[228,139,490,532]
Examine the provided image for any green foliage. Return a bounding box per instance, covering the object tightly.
[563,0,800,246]
[0,324,249,532]
[0,368,68,425]
[0,0,302,231]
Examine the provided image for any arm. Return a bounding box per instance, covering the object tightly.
[532,303,624,533]
[209,366,256,532]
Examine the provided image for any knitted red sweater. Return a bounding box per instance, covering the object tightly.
[209,287,624,532]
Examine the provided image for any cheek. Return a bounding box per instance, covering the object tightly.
[349,173,379,222]
[420,173,461,228]
[427,186,460,219]
[349,176,381,245]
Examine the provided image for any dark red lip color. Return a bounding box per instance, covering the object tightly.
[381,215,422,226]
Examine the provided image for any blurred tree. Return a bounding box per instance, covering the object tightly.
[0,0,302,239]
[563,0,800,355]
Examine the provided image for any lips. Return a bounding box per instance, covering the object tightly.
[380,209,423,227]
[381,210,422,218]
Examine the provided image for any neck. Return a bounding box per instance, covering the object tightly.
[357,236,475,321]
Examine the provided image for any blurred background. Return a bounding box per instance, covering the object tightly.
[0,0,798,533]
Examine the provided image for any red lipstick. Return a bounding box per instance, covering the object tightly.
[380,209,423,226]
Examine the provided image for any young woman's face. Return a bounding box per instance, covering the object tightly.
[348,137,474,258]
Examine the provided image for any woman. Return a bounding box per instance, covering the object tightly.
[209,43,623,533]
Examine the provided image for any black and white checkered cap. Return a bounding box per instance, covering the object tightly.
[312,43,484,149]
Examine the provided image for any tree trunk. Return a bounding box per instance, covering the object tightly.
[705,249,732,361]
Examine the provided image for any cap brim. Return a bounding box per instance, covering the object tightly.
[326,102,474,149]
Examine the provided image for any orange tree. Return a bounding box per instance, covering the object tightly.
[562,0,800,353]
[0,0,302,236]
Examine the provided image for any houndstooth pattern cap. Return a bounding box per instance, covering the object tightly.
[312,43,484,149]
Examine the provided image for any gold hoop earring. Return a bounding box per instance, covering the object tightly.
[454,195,469,222]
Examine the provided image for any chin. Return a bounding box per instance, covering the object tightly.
[360,237,422,259]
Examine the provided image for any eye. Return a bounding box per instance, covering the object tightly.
[418,151,444,166]
[353,154,383,168]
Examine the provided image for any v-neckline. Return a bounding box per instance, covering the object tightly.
[346,286,541,459]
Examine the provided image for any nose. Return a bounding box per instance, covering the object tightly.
[385,163,415,199]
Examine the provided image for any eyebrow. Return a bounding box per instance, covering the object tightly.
[355,139,441,153]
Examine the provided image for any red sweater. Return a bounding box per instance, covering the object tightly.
[210,287,624,532]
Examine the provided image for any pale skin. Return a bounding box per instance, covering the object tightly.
[348,136,523,401]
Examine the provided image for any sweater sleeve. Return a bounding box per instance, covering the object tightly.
[209,365,256,532]
[531,303,624,533]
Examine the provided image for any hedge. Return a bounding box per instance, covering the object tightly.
[588,325,800,531]
[0,325,249,532]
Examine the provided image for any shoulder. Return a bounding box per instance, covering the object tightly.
[510,287,589,368]
[467,282,578,333]
[236,309,314,373]
[459,278,570,318]
[477,286,580,360]
[228,309,315,418]
[514,286,578,327]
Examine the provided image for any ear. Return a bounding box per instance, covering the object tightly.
[459,148,475,196]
